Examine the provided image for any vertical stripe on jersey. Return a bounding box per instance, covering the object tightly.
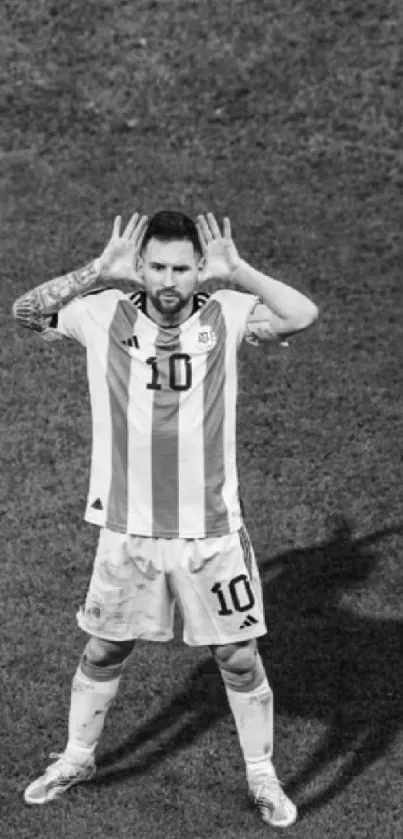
[199,300,230,534]
[177,322,207,537]
[151,329,182,536]
[105,299,139,530]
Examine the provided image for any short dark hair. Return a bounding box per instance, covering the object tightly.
[141,210,202,256]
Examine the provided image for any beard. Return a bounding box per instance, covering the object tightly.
[151,290,190,316]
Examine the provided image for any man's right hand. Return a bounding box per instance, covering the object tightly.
[99,213,148,284]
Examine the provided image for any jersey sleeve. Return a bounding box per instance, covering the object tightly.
[41,288,127,347]
[51,296,91,346]
[210,289,260,347]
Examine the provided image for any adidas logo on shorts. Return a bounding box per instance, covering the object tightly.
[239,614,258,629]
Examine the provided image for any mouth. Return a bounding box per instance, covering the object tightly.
[160,292,178,300]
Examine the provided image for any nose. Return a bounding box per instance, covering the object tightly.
[161,268,174,287]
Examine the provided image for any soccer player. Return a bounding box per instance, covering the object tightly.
[12,210,318,828]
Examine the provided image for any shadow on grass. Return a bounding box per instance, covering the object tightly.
[90,515,403,817]
[260,516,403,818]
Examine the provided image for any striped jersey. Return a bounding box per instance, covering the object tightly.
[55,287,259,538]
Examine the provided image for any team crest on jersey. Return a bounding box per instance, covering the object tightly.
[197,325,217,351]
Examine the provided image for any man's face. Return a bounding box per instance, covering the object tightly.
[139,238,202,322]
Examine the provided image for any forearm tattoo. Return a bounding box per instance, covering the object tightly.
[12,259,100,332]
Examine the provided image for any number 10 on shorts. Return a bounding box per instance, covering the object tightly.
[211,574,255,615]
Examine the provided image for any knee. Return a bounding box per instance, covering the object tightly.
[85,636,135,667]
[211,639,263,691]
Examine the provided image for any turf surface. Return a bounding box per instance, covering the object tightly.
[2,0,403,836]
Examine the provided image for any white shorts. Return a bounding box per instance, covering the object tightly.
[77,525,267,646]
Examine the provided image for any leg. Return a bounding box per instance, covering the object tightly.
[211,639,297,828]
[24,529,174,805]
[172,528,274,778]
[70,529,174,759]
[169,528,296,826]
[24,636,135,805]
[66,636,136,763]
[210,639,274,780]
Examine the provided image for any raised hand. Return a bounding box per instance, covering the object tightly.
[196,213,241,284]
[99,212,148,284]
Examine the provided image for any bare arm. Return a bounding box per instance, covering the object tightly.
[197,213,318,334]
[11,211,148,334]
[12,260,101,332]
[232,259,318,331]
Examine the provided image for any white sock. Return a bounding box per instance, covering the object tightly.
[224,677,275,787]
[65,665,122,764]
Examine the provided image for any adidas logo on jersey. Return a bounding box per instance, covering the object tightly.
[239,614,258,629]
[91,498,104,510]
[122,335,140,349]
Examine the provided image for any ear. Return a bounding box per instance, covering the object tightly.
[197,254,206,274]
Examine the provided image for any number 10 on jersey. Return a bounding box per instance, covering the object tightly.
[146,353,192,392]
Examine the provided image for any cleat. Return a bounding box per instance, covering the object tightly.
[24,752,96,805]
[249,771,297,829]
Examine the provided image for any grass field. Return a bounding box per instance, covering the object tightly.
[2,0,403,836]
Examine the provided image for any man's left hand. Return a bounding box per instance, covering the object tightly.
[197,214,241,284]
